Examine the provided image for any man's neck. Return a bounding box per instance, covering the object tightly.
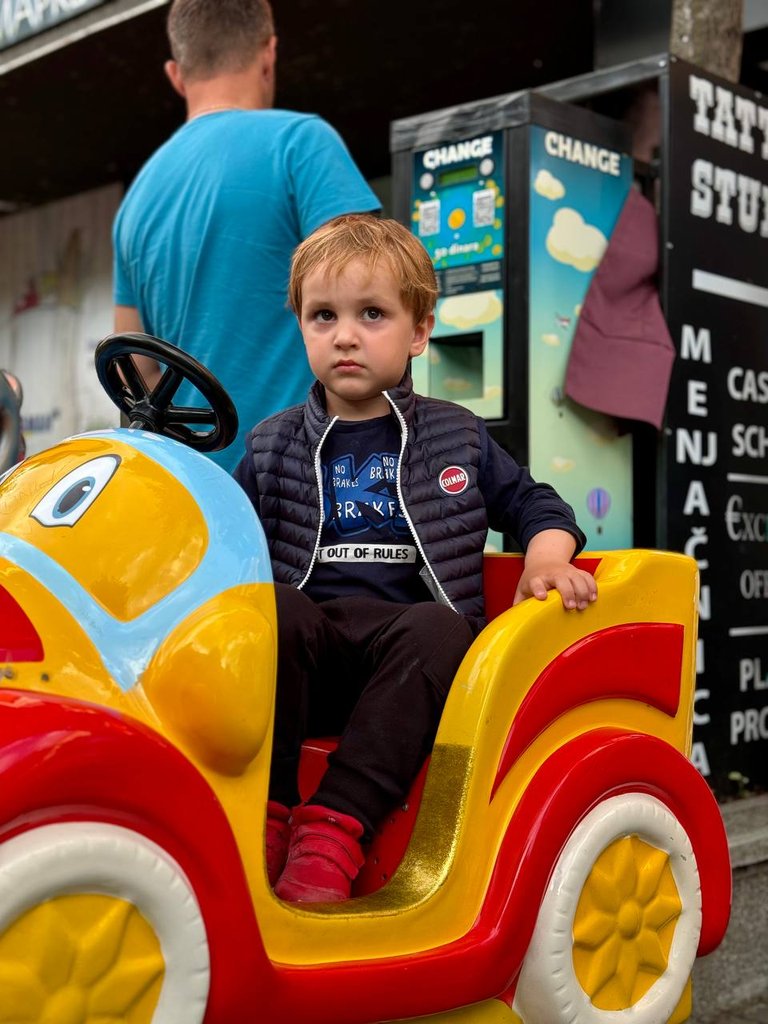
[184,68,272,120]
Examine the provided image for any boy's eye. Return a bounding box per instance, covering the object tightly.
[315,309,335,322]
[362,307,383,321]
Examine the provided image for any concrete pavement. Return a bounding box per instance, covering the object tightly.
[691,992,768,1023]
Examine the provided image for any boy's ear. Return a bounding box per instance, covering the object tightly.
[409,313,434,358]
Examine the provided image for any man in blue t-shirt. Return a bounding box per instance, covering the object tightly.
[112,0,380,471]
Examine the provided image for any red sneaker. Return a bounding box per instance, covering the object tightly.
[274,804,365,903]
[265,800,292,886]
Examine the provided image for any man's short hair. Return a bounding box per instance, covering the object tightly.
[167,0,274,80]
[289,215,438,325]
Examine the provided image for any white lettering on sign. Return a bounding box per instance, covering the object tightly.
[732,423,768,458]
[725,495,768,542]
[676,429,717,465]
[0,0,103,49]
[731,706,768,744]
[687,380,708,416]
[690,159,768,235]
[688,74,768,239]
[740,569,768,598]
[680,324,712,363]
[739,658,768,691]
[683,483,710,518]
[697,637,706,675]
[727,367,768,403]
[422,136,493,170]
[543,131,621,176]
[690,741,711,776]
[694,688,711,725]
[685,526,710,569]
[690,74,768,157]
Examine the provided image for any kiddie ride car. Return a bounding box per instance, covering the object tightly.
[0,335,730,1024]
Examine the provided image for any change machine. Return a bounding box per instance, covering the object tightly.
[391,94,635,550]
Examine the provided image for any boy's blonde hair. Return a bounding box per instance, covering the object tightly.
[288,215,438,325]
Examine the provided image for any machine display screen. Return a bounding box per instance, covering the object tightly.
[438,164,479,187]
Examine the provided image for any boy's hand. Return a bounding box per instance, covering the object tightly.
[512,528,598,611]
[513,560,597,610]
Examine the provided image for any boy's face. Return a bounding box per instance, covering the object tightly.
[299,258,433,420]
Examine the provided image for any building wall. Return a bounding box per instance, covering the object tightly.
[0,182,122,456]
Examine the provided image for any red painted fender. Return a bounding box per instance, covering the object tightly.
[271,730,730,1023]
[0,689,274,1022]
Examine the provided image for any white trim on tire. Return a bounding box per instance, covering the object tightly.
[513,794,702,1024]
[0,822,210,1024]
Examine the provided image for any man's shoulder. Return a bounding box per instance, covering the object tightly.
[267,108,331,130]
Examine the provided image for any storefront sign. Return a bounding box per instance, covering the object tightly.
[0,0,107,51]
[663,58,768,796]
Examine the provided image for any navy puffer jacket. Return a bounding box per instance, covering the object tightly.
[235,374,585,620]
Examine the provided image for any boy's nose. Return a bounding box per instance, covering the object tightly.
[334,320,359,347]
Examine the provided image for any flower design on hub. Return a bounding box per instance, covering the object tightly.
[0,894,164,1023]
[572,835,683,1009]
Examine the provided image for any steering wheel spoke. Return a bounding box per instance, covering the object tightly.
[95,333,237,453]
[164,406,218,426]
[114,354,151,400]
[151,365,185,408]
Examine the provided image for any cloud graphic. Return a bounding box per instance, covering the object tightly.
[439,291,502,329]
[545,208,607,272]
[541,333,561,347]
[441,377,474,393]
[550,455,576,472]
[534,169,565,201]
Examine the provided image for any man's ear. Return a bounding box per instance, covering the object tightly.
[410,312,434,358]
[164,59,186,98]
[262,35,277,86]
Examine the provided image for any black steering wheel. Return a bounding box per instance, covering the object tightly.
[0,370,22,475]
[95,333,238,453]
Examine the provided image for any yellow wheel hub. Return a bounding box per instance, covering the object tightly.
[0,893,165,1023]
[572,835,683,1010]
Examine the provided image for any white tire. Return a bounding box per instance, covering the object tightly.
[514,794,701,1024]
[0,821,210,1023]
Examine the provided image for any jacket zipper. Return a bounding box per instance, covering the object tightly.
[385,392,456,612]
[297,415,338,590]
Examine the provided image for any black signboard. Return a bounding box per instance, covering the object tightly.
[0,0,107,52]
[662,58,768,796]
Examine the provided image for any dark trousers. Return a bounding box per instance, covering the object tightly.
[270,583,479,837]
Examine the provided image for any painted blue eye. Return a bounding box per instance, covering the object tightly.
[31,455,120,528]
[53,477,96,518]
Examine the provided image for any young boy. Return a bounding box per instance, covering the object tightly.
[234,215,597,904]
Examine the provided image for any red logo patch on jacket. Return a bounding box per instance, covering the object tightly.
[438,465,469,495]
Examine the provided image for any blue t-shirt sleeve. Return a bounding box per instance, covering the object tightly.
[284,117,381,237]
[112,209,136,307]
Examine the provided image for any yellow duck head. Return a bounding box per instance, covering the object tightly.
[0,429,277,777]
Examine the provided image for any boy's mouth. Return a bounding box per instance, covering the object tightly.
[334,360,363,370]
